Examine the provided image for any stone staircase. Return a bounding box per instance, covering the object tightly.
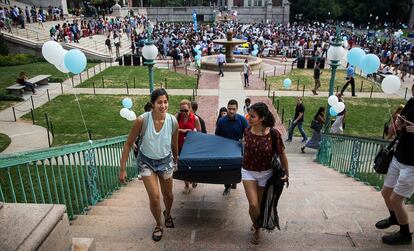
[3,20,132,61]
[69,153,414,250]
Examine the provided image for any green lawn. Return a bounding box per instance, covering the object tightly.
[275,97,406,139]
[0,133,11,153]
[268,69,379,93]
[21,94,190,146]
[77,66,197,89]
[0,62,97,110]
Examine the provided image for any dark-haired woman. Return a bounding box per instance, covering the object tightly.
[216,107,227,126]
[301,107,325,153]
[243,102,289,244]
[120,88,179,242]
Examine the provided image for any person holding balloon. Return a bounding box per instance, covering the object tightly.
[330,94,346,134]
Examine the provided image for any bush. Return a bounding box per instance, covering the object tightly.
[0,54,40,67]
[49,77,64,83]
[87,59,102,63]
[0,34,9,56]
[0,92,24,101]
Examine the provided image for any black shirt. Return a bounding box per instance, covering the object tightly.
[195,113,207,133]
[294,103,305,122]
[395,98,414,166]
[314,66,320,79]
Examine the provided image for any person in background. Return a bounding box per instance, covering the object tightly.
[331,93,346,134]
[286,97,307,143]
[216,99,249,196]
[191,101,207,133]
[16,71,36,94]
[216,107,227,126]
[243,98,251,116]
[301,107,325,153]
[242,59,252,87]
[341,65,356,97]
[217,49,226,77]
[312,61,322,95]
[176,99,201,194]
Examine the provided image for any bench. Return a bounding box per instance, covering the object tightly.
[6,75,51,96]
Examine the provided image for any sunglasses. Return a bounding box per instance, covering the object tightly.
[180,109,189,113]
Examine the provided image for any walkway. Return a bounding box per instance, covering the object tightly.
[69,152,414,250]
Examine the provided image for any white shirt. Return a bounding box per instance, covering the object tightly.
[140,112,175,159]
[0,10,5,19]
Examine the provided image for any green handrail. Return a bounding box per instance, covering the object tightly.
[317,133,414,204]
[0,136,137,219]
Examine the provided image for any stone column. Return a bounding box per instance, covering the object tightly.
[112,0,122,16]
[228,0,234,9]
[60,0,68,15]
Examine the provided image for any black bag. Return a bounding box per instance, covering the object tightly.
[310,119,322,131]
[373,137,399,174]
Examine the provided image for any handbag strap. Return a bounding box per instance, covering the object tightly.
[386,135,399,151]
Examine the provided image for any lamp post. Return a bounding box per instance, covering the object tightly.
[142,24,158,94]
[325,27,344,131]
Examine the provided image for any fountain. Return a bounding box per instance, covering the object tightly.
[201,30,262,72]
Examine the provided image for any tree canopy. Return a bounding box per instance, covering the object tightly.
[290,0,411,25]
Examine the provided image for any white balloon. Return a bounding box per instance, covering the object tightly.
[42,41,64,65]
[125,110,137,121]
[333,102,345,114]
[120,108,130,118]
[55,49,69,73]
[328,95,339,106]
[381,75,401,94]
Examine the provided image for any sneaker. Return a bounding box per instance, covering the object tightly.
[352,94,358,97]
[382,231,412,245]
[231,184,237,189]
[223,187,231,196]
[375,217,398,229]
[285,139,292,142]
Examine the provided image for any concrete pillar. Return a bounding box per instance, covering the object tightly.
[228,0,233,9]
[60,0,68,14]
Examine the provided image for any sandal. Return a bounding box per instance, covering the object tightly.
[192,182,198,188]
[163,210,175,228]
[251,229,260,245]
[152,226,163,242]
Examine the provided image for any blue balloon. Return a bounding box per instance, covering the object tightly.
[194,55,200,61]
[347,48,365,67]
[359,54,381,74]
[253,44,259,50]
[251,50,258,56]
[197,50,202,56]
[122,98,133,109]
[283,78,292,88]
[329,106,338,116]
[64,49,87,74]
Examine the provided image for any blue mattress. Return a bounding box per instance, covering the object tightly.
[174,132,243,184]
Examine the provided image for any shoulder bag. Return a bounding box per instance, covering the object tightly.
[373,136,399,174]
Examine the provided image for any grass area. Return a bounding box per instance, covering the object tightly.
[21,94,190,146]
[268,69,379,93]
[275,97,406,139]
[0,62,97,110]
[0,133,11,153]
[77,66,197,89]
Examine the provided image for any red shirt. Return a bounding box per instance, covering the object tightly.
[178,112,196,150]
[243,128,284,172]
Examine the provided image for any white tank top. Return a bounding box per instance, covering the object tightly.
[140,112,174,160]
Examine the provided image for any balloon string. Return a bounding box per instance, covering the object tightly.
[67,73,89,140]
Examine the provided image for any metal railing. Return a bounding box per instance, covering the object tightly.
[316,133,414,204]
[0,136,136,219]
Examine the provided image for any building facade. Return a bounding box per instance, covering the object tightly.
[128,0,290,24]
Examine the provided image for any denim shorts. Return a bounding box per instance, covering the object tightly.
[137,151,175,180]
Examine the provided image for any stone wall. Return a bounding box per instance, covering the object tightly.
[129,6,289,23]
